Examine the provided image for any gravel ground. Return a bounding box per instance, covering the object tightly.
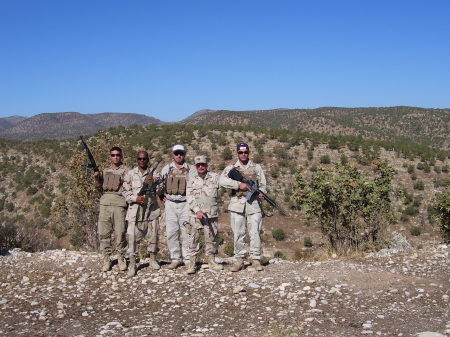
[0,244,449,337]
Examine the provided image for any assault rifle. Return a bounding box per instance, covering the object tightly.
[136,159,162,221]
[80,136,99,173]
[138,159,163,197]
[228,168,287,216]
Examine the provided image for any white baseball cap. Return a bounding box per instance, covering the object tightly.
[172,144,186,153]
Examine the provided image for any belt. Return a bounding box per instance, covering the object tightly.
[167,199,186,203]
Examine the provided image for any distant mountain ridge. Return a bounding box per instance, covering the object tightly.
[183,106,450,148]
[1,106,449,147]
[0,112,163,141]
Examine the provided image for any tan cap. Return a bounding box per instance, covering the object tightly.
[194,155,208,164]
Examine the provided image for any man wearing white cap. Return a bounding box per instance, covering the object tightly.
[186,155,223,274]
[159,144,193,269]
[219,142,267,272]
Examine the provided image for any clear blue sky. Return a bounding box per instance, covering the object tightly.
[1,0,449,121]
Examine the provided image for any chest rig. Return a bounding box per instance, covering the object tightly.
[233,165,258,197]
[102,171,123,192]
[166,167,189,195]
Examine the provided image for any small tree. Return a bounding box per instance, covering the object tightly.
[291,161,396,251]
[429,185,450,242]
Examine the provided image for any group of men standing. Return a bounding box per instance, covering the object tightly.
[93,142,267,277]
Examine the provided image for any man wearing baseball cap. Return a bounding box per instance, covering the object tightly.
[185,155,223,274]
[219,142,267,272]
[159,144,193,269]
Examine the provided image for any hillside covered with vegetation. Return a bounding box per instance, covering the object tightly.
[0,122,449,256]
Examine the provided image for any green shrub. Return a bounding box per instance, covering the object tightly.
[223,242,234,257]
[221,147,233,161]
[413,181,425,190]
[274,251,286,259]
[407,164,415,174]
[403,206,419,216]
[272,229,286,241]
[429,186,450,241]
[307,150,314,161]
[291,162,395,250]
[320,155,331,164]
[303,237,313,247]
[410,226,422,236]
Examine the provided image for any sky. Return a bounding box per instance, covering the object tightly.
[1,0,449,121]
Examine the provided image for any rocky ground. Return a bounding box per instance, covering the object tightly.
[1,243,449,337]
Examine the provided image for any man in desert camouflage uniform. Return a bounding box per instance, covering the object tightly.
[93,146,129,272]
[159,144,192,269]
[185,155,224,274]
[219,142,267,272]
[122,151,162,277]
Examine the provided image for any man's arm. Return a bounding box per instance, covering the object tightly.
[122,170,138,204]
[219,165,241,190]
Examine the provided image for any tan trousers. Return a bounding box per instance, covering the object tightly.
[164,200,190,262]
[126,218,159,258]
[98,204,127,257]
[230,210,262,260]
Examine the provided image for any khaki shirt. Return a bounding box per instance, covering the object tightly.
[159,161,194,202]
[122,166,161,222]
[99,164,129,207]
[187,171,220,218]
[219,160,267,215]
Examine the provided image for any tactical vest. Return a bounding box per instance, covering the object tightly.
[166,167,189,195]
[102,171,123,192]
[233,165,258,197]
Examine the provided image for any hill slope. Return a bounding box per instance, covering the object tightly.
[0,112,163,141]
[184,106,450,148]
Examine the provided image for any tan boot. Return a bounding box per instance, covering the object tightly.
[102,256,111,272]
[252,259,264,271]
[148,253,160,270]
[207,256,223,271]
[127,259,137,278]
[166,261,181,270]
[230,258,244,272]
[186,258,197,274]
[117,256,127,271]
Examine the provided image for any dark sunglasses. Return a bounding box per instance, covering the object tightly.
[137,157,149,161]
[238,151,249,155]
[110,153,122,157]
[196,163,207,167]
[173,151,185,156]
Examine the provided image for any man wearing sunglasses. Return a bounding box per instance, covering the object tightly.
[219,142,267,272]
[93,147,129,272]
[185,155,223,274]
[122,151,162,277]
[159,144,193,269]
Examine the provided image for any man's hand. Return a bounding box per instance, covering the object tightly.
[238,182,249,191]
[196,211,205,219]
[136,196,145,205]
[258,193,264,199]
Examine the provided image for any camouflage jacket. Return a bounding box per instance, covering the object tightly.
[122,166,161,222]
[186,171,220,218]
[219,160,267,215]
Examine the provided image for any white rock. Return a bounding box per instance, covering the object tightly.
[0,299,8,304]
[309,299,317,308]
[415,333,446,337]
[81,311,89,316]
[248,282,260,289]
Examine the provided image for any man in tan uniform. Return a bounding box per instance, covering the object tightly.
[219,142,267,272]
[93,146,129,272]
[159,144,192,269]
[122,151,162,277]
[186,155,224,274]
